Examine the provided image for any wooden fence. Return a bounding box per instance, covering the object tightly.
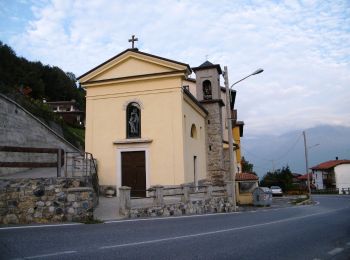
[0,146,64,176]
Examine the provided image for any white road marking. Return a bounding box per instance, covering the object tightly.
[100,210,340,250]
[0,223,82,231]
[103,202,333,224]
[24,250,77,259]
[328,247,344,255]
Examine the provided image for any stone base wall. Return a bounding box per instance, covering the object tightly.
[0,177,96,224]
[128,197,235,218]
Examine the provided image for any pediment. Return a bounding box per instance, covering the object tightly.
[79,50,190,84]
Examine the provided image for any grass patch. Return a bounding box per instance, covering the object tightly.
[82,218,104,224]
[66,126,85,145]
[291,196,309,205]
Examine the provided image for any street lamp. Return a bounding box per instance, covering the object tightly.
[223,67,263,210]
[229,68,264,88]
[303,131,320,200]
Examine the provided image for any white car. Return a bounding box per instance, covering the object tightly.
[270,186,283,196]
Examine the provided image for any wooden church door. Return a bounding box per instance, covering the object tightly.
[121,151,146,197]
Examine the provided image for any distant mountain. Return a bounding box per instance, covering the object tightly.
[241,125,350,178]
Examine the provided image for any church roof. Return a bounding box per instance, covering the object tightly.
[182,87,208,115]
[77,48,192,80]
[199,60,214,67]
[192,60,222,74]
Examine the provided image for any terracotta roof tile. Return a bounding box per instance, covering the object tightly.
[236,173,259,181]
[311,160,350,170]
[297,173,313,180]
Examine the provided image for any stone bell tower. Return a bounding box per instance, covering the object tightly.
[192,61,226,185]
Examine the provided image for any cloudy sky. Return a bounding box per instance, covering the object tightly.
[1,0,350,137]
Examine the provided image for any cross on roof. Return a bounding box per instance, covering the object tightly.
[128,35,138,49]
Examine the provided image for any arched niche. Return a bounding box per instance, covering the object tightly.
[126,102,141,138]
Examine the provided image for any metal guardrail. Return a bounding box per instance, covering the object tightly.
[64,151,99,197]
[129,184,226,199]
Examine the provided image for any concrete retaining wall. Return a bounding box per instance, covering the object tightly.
[0,177,96,224]
[0,94,79,175]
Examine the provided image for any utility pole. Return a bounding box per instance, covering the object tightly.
[223,66,236,210]
[222,66,263,210]
[303,131,311,198]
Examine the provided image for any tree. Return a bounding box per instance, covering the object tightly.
[0,41,85,108]
[241,156,257,175]
[260,165,293,191]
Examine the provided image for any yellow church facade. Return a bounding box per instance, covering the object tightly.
[78,49,209,195]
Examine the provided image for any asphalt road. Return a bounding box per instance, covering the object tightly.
[1,195,350,260]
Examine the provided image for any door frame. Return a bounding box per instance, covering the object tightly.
[116,147,149,196]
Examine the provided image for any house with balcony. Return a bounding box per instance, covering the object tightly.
[311,158,350,193]
[45,100,85,126]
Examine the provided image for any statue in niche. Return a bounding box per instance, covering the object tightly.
[127,103,141,138]
[129,108,139,134]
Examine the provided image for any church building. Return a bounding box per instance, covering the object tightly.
[78,39,238,196]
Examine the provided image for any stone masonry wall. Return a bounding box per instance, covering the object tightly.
[202,102,226,184]
[128,197,234,218]
[0,177,96,224]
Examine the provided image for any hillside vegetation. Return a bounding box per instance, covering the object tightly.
[0,41,85,149]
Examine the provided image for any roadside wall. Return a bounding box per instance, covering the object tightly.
[127,197,235,218]
[0,177,96,224]
[0,94,79,175]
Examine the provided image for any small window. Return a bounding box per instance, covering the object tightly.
[190,124,197,139]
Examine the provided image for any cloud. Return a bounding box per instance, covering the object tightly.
[5,0,350,136]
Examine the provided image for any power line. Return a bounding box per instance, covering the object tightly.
[273,133,303,161]
[242,133,303,164]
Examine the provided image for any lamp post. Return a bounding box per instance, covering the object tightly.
[303,131,311,198]
[223,67,263,210]
[303,130,319,199]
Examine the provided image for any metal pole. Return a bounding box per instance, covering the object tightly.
[303,131,311,198]
[223,66,236,210]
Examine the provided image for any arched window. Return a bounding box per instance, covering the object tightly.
[202,80,212,100]
[190,124,197,139]
[126,102,141,138]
